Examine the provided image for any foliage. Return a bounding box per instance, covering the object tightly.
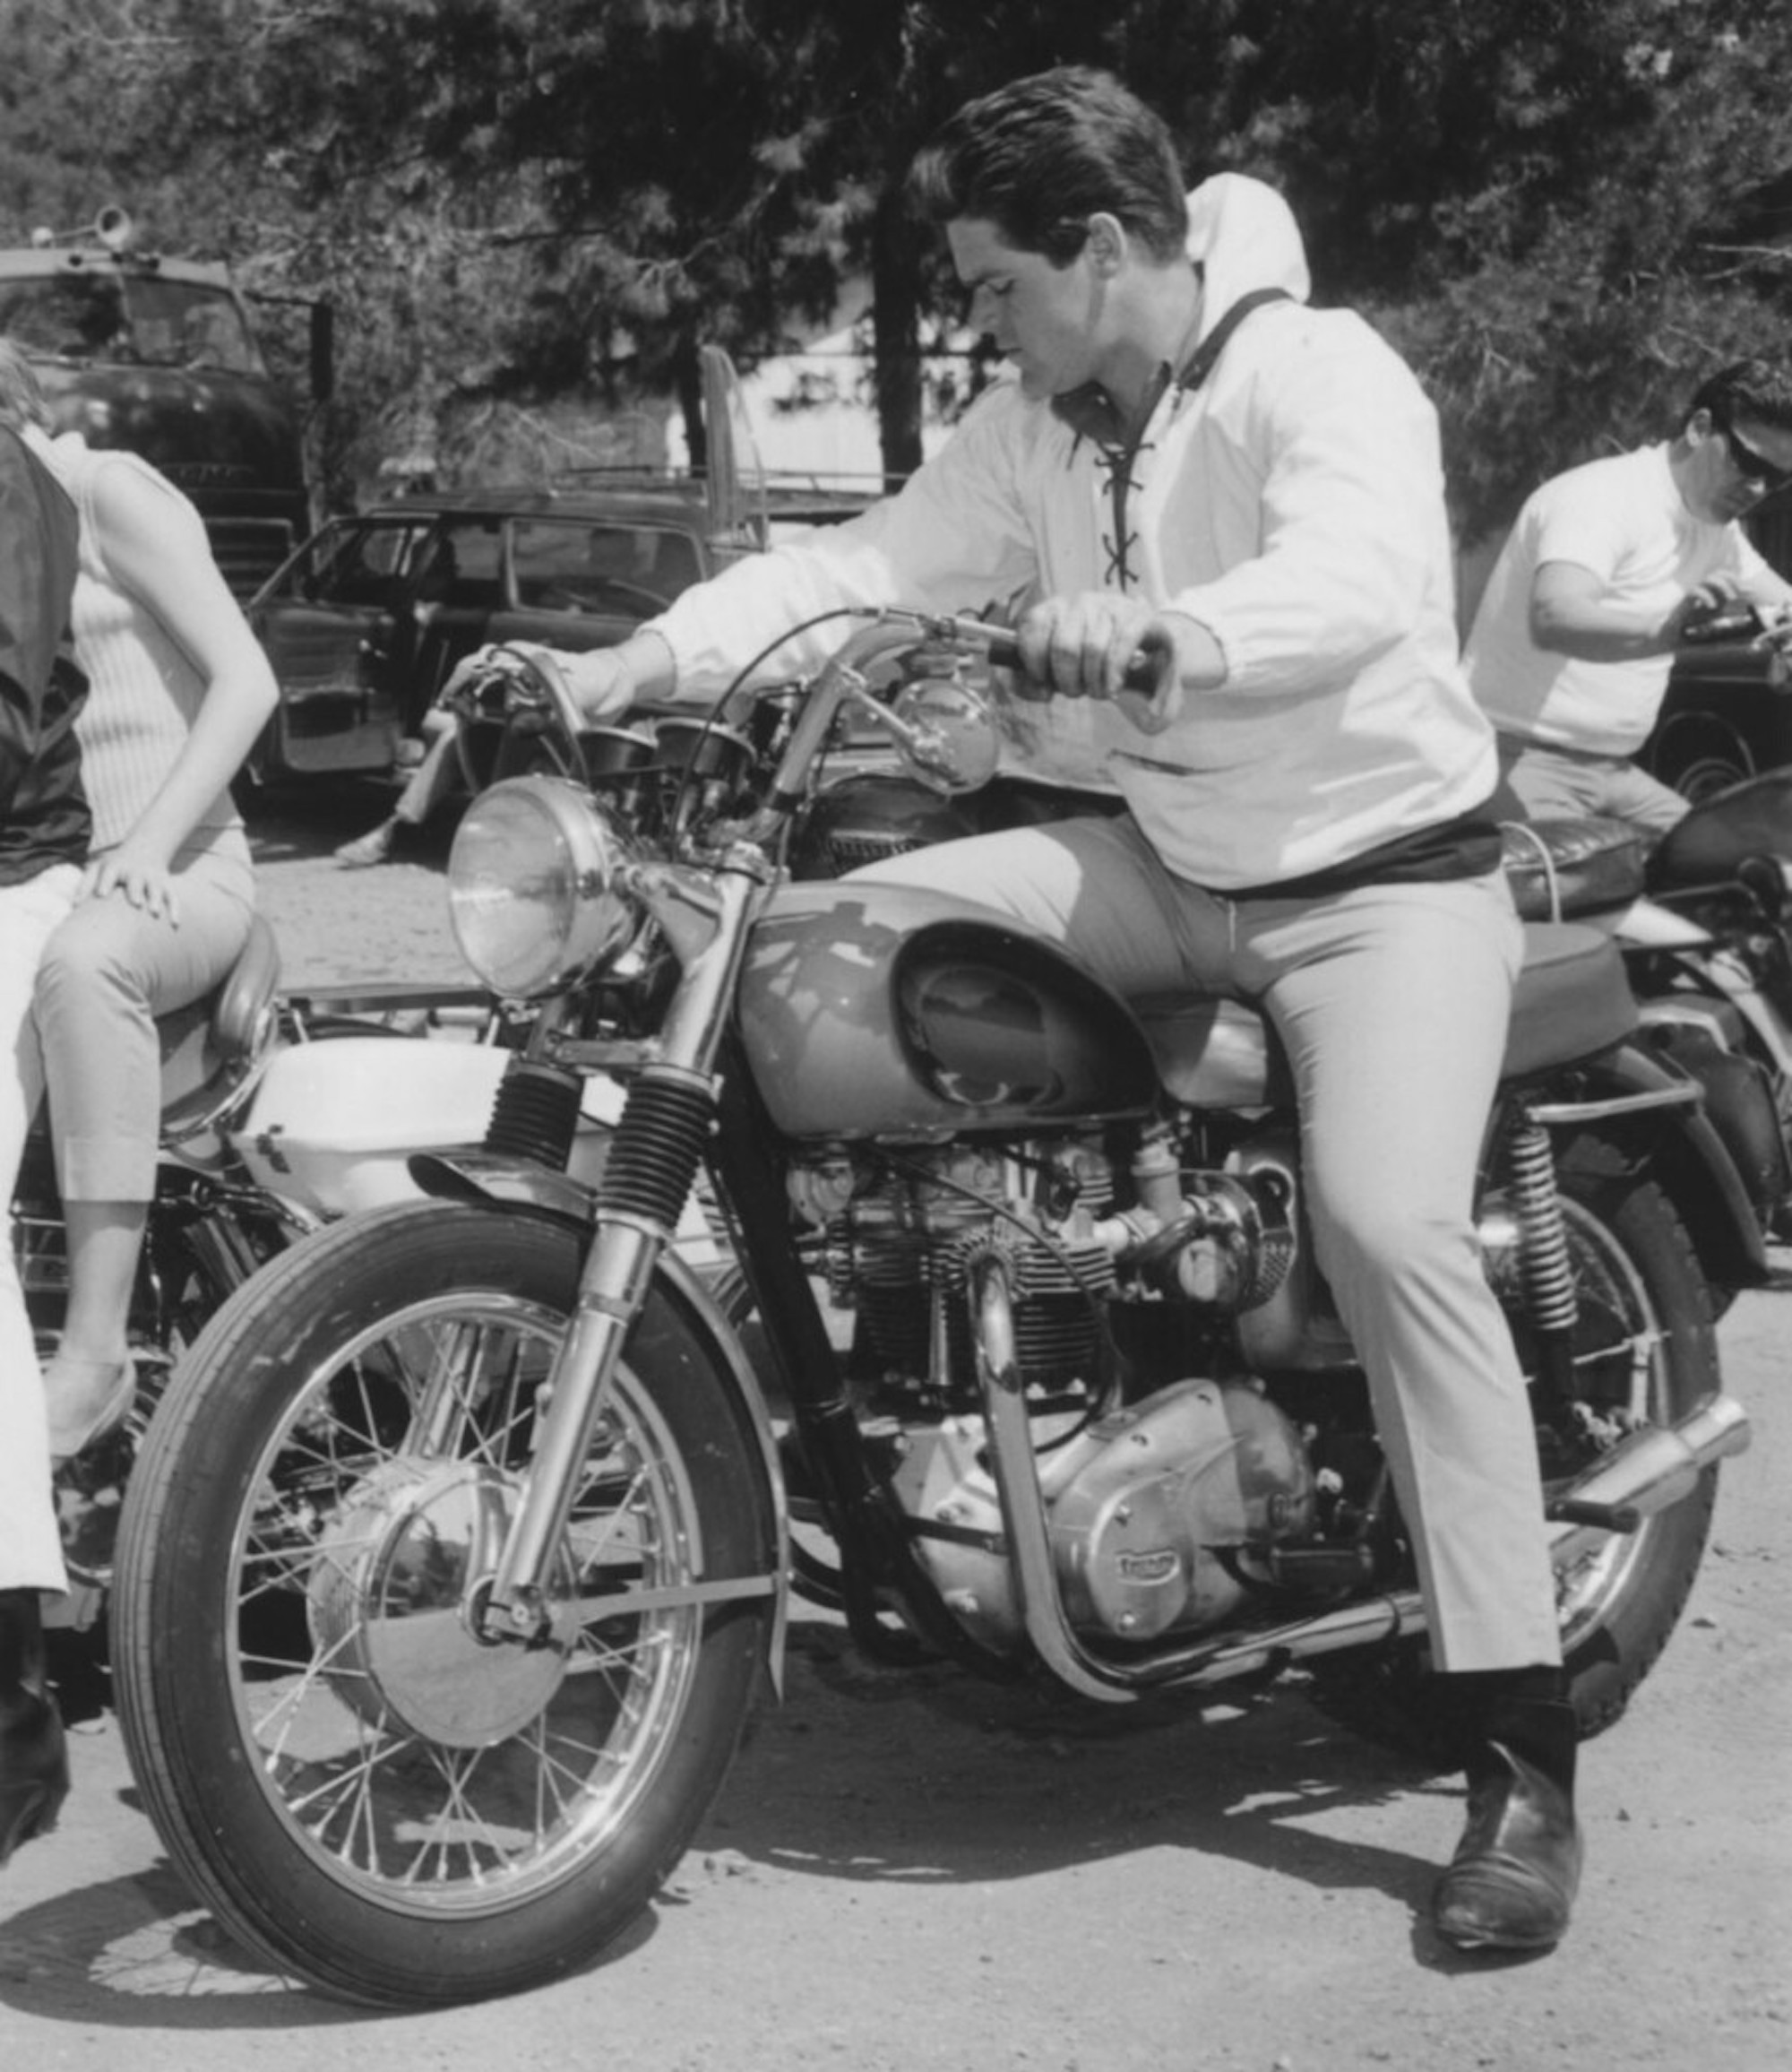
[7,0,1792,536]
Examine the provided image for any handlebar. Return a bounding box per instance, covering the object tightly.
[1680,603,1764,647]
[947,614,1166,697]
[445,643,589,738]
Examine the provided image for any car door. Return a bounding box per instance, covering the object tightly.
[405,514,512,720]
[248,515,430,780]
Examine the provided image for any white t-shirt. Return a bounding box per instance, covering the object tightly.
[1463,443,1769,757]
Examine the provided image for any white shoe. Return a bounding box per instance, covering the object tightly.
[334,820,396,868]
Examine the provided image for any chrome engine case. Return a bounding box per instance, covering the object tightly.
[891,1378,1317,1653]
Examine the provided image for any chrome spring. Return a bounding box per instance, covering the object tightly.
[1507,1117,1578,1336]
[598,1069,713,1228]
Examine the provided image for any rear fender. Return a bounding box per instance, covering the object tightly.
[1521,1041,1768,1293]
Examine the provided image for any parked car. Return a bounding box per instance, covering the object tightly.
[243,475,871,785]
[1641,634,1792,805]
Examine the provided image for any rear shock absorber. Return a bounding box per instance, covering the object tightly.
[1505,1111,1580,1403]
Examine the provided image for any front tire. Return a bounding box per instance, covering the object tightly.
[113,1201,778,2007]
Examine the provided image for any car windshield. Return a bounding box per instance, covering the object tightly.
[0,273,264,374]
[510,519,702,610]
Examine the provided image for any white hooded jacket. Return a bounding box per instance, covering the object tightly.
[644,175,1494,890]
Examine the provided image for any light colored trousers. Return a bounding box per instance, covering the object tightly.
[1499,738,1689,835]
[25,836,255,1203]
[856,815,1563,1673]
[1,862,80,1593]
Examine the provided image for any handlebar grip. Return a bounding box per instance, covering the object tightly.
[1680,604,1763,645]
[978,626,1161,695]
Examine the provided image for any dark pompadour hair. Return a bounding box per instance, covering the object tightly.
[908,66,1190,266]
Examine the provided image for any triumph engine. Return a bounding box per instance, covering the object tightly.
[786,1122,1357,1651]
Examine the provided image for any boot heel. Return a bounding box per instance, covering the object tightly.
[0,1693,71,1870]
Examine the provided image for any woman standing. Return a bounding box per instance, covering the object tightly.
[1,357,84,1866]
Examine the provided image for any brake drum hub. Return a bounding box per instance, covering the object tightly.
[307,1457,575,1748]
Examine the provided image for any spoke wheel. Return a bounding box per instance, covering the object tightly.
[114,1202,776,2007]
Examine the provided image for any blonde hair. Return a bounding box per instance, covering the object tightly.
[0,337,52,433]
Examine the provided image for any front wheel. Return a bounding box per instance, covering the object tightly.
[112,1201,779,2007]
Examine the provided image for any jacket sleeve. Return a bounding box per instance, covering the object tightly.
[649,385,1041,701]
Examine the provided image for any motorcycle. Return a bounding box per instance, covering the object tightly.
[111,615,1753,2007]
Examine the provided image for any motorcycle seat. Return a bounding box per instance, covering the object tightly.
[1646,768,1792,890]
[156,913,282,1135]
[1500,816,1650,919]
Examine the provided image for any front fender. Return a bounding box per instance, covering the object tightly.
[408,1146,595,1229]
[406,1149,790,1692]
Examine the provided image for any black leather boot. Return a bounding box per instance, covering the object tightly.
[1,1588,70,1869]
[1432,1671,1582,1953]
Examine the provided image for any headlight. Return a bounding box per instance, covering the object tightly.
[447,777,636,997]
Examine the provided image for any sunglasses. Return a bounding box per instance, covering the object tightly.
[1715,412,1792,494]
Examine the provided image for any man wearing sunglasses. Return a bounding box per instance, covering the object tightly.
[1464,357,1792,832]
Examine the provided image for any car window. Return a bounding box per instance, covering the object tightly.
[437,518,504,609]
[280,519,426,606]
[0,274,264,375]
[510,519,702,611]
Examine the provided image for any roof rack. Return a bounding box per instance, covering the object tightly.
[546,463,892,499]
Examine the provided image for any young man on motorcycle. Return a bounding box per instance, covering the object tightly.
[1464,358,1792,833]
[470,66,1582,1954]
[1,389,85,1869]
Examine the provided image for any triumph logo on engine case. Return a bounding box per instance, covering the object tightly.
[1116,1548,1180,1584]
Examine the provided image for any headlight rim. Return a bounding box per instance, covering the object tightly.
[445,773,639,999]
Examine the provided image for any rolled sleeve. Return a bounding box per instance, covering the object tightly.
[653,387,1040,701]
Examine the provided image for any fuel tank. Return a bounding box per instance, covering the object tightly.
[737,882,1161,1139]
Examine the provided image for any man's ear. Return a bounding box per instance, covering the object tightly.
[1086,212,1127,276]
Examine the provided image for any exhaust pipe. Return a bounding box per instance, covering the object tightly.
[1050,1392,1747,1696]
[1544,1393,1749,1568]
[977,1239,1752,1700]
[1172,1394,1751,1691]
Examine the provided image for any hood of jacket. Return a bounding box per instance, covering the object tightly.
[1185,172,1312,343]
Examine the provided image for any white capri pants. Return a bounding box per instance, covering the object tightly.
[27,833,255,1204]
[1,862,81,1593]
